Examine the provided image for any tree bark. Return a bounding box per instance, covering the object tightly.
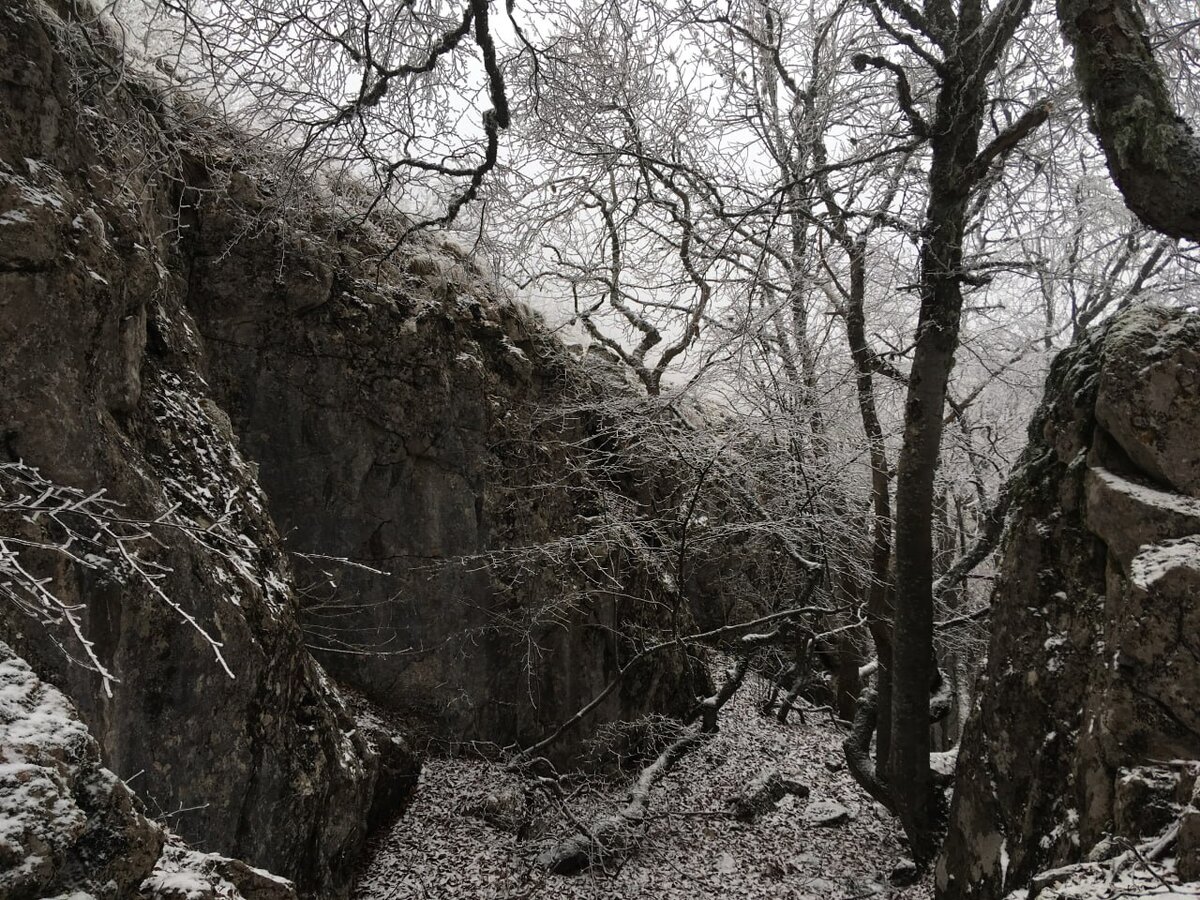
[1058,0,1200,242]
[843,682,896,812]
[843,236,897,776]
[890,0,1039,862]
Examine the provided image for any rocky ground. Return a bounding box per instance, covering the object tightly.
[356,671,932,900]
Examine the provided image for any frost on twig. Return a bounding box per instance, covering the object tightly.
[0,461,238,696]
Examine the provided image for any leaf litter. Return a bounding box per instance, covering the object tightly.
[356,671,933,900]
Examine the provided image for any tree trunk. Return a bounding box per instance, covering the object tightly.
[884,0,1044,859]
[836,634,863,721]
[1057,0,1200,242]
[890,51,986,868]
[844,237,896,777]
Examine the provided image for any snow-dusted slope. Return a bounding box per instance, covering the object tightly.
[357,670,930,900]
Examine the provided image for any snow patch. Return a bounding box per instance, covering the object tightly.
[1092,467,1200,524]
[1131,537,1200,591]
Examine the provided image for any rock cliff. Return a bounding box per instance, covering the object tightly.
[938,306,1200,899]
[0,4,421,894]
[0,0,733,893]
[183,182,705,753]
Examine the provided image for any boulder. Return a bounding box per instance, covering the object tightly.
[0,643,162,899]
[806,800,851,827]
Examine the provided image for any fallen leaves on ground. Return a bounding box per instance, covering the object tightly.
[355,675,933,900]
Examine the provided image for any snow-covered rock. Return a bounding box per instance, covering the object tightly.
[0,641,296,900]
[0,642,161,898]
[143,841,297,900]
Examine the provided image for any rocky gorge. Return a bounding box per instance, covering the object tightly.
[0,1,750,894]
[2,1,1200,899]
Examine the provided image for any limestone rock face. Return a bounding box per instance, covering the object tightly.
[177,163,762,758]
[185,216,704,753]
[0,4,413,895]
[1094,310,1200,497]
[937,307,1200,899]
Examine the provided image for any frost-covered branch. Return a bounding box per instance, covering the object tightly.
[0,461,240,695]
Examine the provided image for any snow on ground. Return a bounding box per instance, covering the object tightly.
[356,675,932,900]
[1004,855,1200,900]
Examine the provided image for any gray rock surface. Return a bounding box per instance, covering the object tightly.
[0,4,414,894]
[143,841,300,900]
[1095,309,1200,496]
[0,640,298,900]
[0,642,162,899]
[182,205,717,757]
[937,306,1200,899]
[806,800,851,827]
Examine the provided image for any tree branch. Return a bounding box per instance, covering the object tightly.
[963,100,1052,186]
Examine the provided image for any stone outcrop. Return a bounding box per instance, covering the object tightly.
[0,640,298,900]
[184,198,704,754]
[0,641,162,899]
[0,3,411,894]
[937,306,1200,898]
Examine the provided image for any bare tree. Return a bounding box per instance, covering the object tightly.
[99,0,518,241]
[862,0,1049,860]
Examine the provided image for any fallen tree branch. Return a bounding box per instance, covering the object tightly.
[537,658,747,874]
[728,769,810,821]
[511,577,827,764]
[535,606,812,875]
